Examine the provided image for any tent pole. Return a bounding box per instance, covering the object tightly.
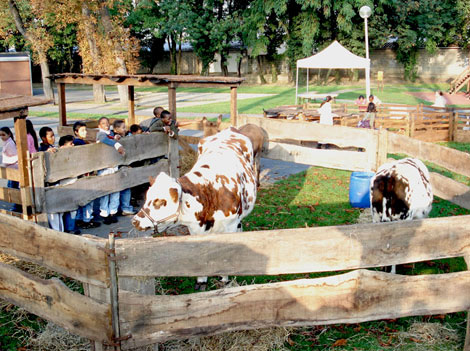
[365,65,371,97]
[307,69,309,93]
[295,66,299,104]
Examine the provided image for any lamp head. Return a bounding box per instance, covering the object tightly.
[359,5,372,19]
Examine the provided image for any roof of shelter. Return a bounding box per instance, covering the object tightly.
[297,41,370,69]
[0,94,51,113]
[49,73,244,87]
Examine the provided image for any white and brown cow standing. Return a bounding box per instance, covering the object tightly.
[132,127,257,289]
[370,157,433,273]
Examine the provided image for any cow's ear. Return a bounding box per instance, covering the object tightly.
[149,176,156,186]
[217,114,222,126]
[202,116,207,126]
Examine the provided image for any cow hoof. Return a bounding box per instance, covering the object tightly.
[195,282,207,291]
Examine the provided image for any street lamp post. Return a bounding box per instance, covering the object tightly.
[360,5,372,98]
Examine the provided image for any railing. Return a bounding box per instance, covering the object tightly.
[2,122,470,349]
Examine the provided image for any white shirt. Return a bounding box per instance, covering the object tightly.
[318,102,334,125]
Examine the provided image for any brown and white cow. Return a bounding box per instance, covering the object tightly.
[132,127,257,289]
[370,157,433,273]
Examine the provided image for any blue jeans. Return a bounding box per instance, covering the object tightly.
[120,189,134,213]
[76,202,94,223]
[99,192,120,217]
[7,180,21,212]
[64,211,77,232]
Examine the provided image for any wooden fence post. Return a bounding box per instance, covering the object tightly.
[13,116,30,219]
[465,256,470,351]
[58,83,67,127]
[127,85,135,127]
[409,112,415,138]
[231,86,237,126]
[376,129,388,170]
[30,153,48,226]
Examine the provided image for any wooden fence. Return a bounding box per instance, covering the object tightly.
[2,119,470,350]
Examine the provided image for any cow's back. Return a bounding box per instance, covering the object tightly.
[179,128,257,234]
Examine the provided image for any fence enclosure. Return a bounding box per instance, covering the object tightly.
[2,119,470,350]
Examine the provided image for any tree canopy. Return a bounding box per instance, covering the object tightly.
[0,0,468,82]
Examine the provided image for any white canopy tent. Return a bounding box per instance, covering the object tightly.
[295,40,371,103]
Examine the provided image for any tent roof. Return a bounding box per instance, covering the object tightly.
[297,41,370,69]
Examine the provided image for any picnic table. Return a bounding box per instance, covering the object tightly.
[297,92,339,104]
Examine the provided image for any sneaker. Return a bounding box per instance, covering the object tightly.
[81,221,101,229]
[110,214,119,223]
[66,229,81,235]
[103,216,113,225]
[122,209,137,216]
[75,219,84,228]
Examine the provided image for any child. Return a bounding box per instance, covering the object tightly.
[57,135,81,234]
[38,127,57,153]
[153,110,179,138]
[96,117,125,224]
[140,106,164,132]
[129,124,142,135]
[0,127,20,212]
[359,102,377,129]
[73,121,89,145]
[70,121,101,229]
[26,119,39,154]
[318,96,334,126]
[113,120,136,216]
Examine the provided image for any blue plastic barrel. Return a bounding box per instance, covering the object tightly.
[349,171,375,208]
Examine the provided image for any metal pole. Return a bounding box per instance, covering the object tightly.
[295,66,299,104]
[365,17,371,97]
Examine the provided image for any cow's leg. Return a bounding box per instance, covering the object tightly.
[255,154,261,187]
[195,276,208,291]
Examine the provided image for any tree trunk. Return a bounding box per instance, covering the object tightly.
[257,56,266,84]
[82,2,106,103]
[169,35,177,75]
[8,0,54,100]
[99,2,128,105]
[271,62,278,83]
[177,33,183,75]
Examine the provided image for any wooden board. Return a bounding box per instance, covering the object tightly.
[263,142,373,171]
[0,213,109,286]
[431,172,470,210]
[115,215,470,277]
[119,269,470,348]
[0,186,22,204]
[237,115,377,150]
[44,133,168,183]
[0,166,20,181]
[0,262,112,342]
[44,161,169,213]
[388,133,470,177]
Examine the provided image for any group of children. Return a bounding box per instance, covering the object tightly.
[355,94,381,129]
[0,105,178,235]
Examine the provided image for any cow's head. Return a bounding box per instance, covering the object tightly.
[132,172,182,232]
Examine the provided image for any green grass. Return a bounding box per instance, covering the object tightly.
[153,163,470,350]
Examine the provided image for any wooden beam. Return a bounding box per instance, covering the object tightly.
[168,84,176,120]
[430,172,470,210]
[58,83,66,127]
[44,133,168,183]
[31,152,46,213]
[127,85,135,126]
[230,86,237,126]
[237,115,377,150]
[263,141,372,171]
[388,132,470,177]
[0,107,28,120]
[0,186,22,204]
[13,117,30,216]
[115,215,470,278]
[119,269,470,348]
[0,166,20,182]
[0,262,112,342]
[44,161,169,213]
[0,213,109,286]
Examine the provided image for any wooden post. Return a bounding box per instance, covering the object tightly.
[108,233,121,351]
[449,110,455,141]
[58,83,67,127]
[376,128,388,170]
[13,116,30,218]
[127,85,135,127]
[168,83,176,121]
[231,86,237,126]
[409,112,415,138]
[465,256,470,351]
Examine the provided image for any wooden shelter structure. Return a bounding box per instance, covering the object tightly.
[49,73,245,127]
[0,94,52,217]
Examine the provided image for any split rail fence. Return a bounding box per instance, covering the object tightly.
[2,119,470,350]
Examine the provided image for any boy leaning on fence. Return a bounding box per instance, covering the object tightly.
[96,117,125,225]
[113,120,136,216]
